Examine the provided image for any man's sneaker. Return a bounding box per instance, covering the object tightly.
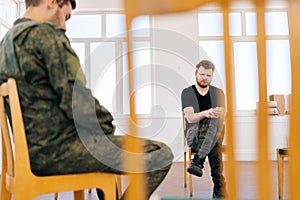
[212,182,227,199]
[213,191,226,199]
[187,162,203,177]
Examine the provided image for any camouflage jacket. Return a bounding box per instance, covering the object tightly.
[0,18,115,158]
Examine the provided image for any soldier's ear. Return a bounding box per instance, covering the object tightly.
[47,0,56,9]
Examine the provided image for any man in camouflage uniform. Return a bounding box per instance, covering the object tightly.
[0,0,174,199]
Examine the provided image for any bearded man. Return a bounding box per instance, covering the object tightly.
[181,60,227,198]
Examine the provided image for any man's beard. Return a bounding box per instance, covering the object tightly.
[197,80,209,88]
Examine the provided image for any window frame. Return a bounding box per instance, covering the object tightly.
[68,10,154,117]
[197,4,291,116]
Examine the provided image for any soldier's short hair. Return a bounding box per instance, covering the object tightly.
[69,0,76,9]
[25,0,76,9]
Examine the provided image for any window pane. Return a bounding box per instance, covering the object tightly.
[198,13,223,36]
[90,42,116,112]
[267,40,291,95]
[265,12,288,36]
[70,42,86,73]
[106,14,126,37]
[131,16,150,37]
[0,0,17,25]
[19,2,26,17]
[199,41,226,91]
[106,14,150,38]
[66,15,102,38]
[0,5,4,19]
[229,12,242,36]
[123,42,152,114]
[234,42,258,110]
[245,12,257,36]
[0,25,8,41]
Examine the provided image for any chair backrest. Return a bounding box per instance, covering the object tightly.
[182,112,190,155]
[0,78,32,191]
[182,112,186,139]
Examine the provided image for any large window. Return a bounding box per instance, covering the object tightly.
[198,6,291,112]
[0,0,18,40]
[66,13,151,116]
[198,12,226,95]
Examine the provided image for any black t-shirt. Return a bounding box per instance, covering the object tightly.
[181,85,225,130]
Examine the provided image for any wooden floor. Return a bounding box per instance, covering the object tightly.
[31,161,288,200]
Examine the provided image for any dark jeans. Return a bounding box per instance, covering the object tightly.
[195,139,226,197]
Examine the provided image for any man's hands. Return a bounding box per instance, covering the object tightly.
[204,107,225,118]
[183,106,225,124]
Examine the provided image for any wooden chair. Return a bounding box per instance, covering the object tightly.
[0,78,117,200]
[276,147,288,200]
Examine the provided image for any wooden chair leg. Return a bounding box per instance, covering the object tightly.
[117,175,122,197]
[88,188,92,193]
[184,150,187,188]
[188,148,193,197]
[1,189,11,200]
[54,192,58,200]
[189,173,193,197]
[277,148,284,200]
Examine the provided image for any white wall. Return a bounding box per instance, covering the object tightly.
[233,115,289,161]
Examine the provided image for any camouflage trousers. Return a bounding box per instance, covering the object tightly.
[30,134,174,199]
